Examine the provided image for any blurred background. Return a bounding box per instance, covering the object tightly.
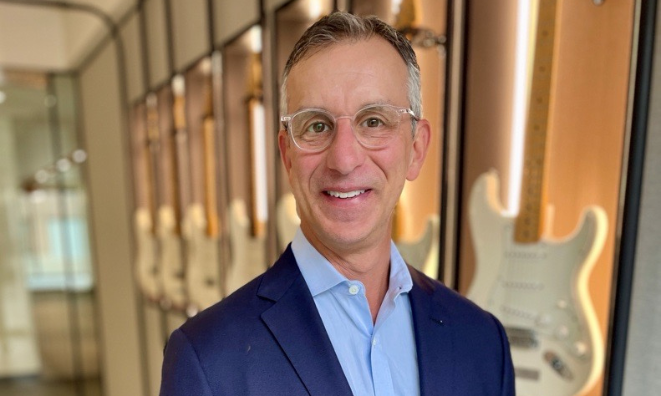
[0,0,658,395]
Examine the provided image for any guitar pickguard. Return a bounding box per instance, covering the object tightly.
[133,208,161,302]
[276,193,300,252]
[157,205,187,310]
[182,204,222,313]
[225,199,268,295]
[395,214,440,279]
[468,171,607,396]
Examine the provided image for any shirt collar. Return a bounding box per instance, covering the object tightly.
[291,228,413,297]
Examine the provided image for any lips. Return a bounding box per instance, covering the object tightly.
[325,189,368,199]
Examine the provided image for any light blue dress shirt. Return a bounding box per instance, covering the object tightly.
[291,228,420,396]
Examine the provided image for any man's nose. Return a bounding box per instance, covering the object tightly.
[324,118,365,174]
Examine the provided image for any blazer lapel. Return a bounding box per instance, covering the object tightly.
[409,269,456,396]
[258,247,353,396]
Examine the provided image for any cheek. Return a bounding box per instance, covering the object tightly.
[376,146,411,181]
[288,155,317,192]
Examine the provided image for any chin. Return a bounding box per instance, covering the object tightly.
[317,220,381,249]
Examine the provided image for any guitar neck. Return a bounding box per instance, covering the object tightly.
[202,72,220,239]
[170,87,188,236]
[247,52,267,238]
[514,0,558,243]
[145,96,160,235]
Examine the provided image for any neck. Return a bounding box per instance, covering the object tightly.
[301,226,392,323]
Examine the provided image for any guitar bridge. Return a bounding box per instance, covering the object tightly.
[505,327,539,349]
[544,350,574,381]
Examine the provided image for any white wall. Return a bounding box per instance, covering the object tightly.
[622,3,661,394]
[79,40,145,396]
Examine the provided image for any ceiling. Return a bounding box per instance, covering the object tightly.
[0,0,135,72]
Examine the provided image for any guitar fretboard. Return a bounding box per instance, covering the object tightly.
[515,0,558,243]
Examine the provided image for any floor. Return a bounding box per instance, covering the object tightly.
[0,291,101,396]
[0,376,101,396]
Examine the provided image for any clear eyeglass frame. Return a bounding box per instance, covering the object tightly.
[281,103,419,153]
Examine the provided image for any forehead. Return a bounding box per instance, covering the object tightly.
[285,37,409,113]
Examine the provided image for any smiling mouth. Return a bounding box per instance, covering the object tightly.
[325,189,367,199]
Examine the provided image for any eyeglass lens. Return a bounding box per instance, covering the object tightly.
[290,105,408,151]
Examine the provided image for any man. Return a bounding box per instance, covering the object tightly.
[160,12,514,396]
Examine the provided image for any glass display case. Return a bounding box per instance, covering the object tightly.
[221,25,272,295]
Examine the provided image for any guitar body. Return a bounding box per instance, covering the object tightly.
[468,170,607,396]
[182,204,222,312]
[157,205,187,310]
[395,214,440,278]
[225,199,267,295]
[276,193,300,252]
[133,208,161,302]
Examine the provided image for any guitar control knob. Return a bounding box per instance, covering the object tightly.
[572,342,588,358]
[555,325,569,340]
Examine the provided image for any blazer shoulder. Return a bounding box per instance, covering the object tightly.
[177,246,301,344]
[408,265,502,328]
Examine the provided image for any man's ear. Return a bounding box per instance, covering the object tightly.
[278,129,292,174]
[406,119,431,181]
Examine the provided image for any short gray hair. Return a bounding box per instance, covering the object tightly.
[280,12,422,124]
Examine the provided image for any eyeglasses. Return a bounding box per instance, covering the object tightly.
[281,104,418,152]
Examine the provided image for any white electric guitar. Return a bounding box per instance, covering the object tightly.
[157,204,187,310]
[133,98,163,303]
[467,1,607,395]
[225,52,268,295]
[148,90,188,311]
[181,69,223,312]
[469,172,606,396]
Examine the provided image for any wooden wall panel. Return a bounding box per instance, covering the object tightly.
[459,0,519,293]
[399,0,447,241]
[546,2,635,394]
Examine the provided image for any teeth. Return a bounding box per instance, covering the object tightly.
[327,190,366,199]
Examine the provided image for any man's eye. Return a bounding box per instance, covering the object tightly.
[360,117,386,128]
[306,122,331,133]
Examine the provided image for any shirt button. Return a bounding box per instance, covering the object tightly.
[372,338,378,346]
[348,285,359,295]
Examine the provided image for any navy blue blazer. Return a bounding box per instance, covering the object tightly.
[160,246,515,395]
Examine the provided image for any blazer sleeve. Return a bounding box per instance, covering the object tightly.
[159,329,214,396]
[493,313,516,396]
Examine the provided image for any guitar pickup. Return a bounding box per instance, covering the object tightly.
[505,327,539,349]
[514,367,540,381]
